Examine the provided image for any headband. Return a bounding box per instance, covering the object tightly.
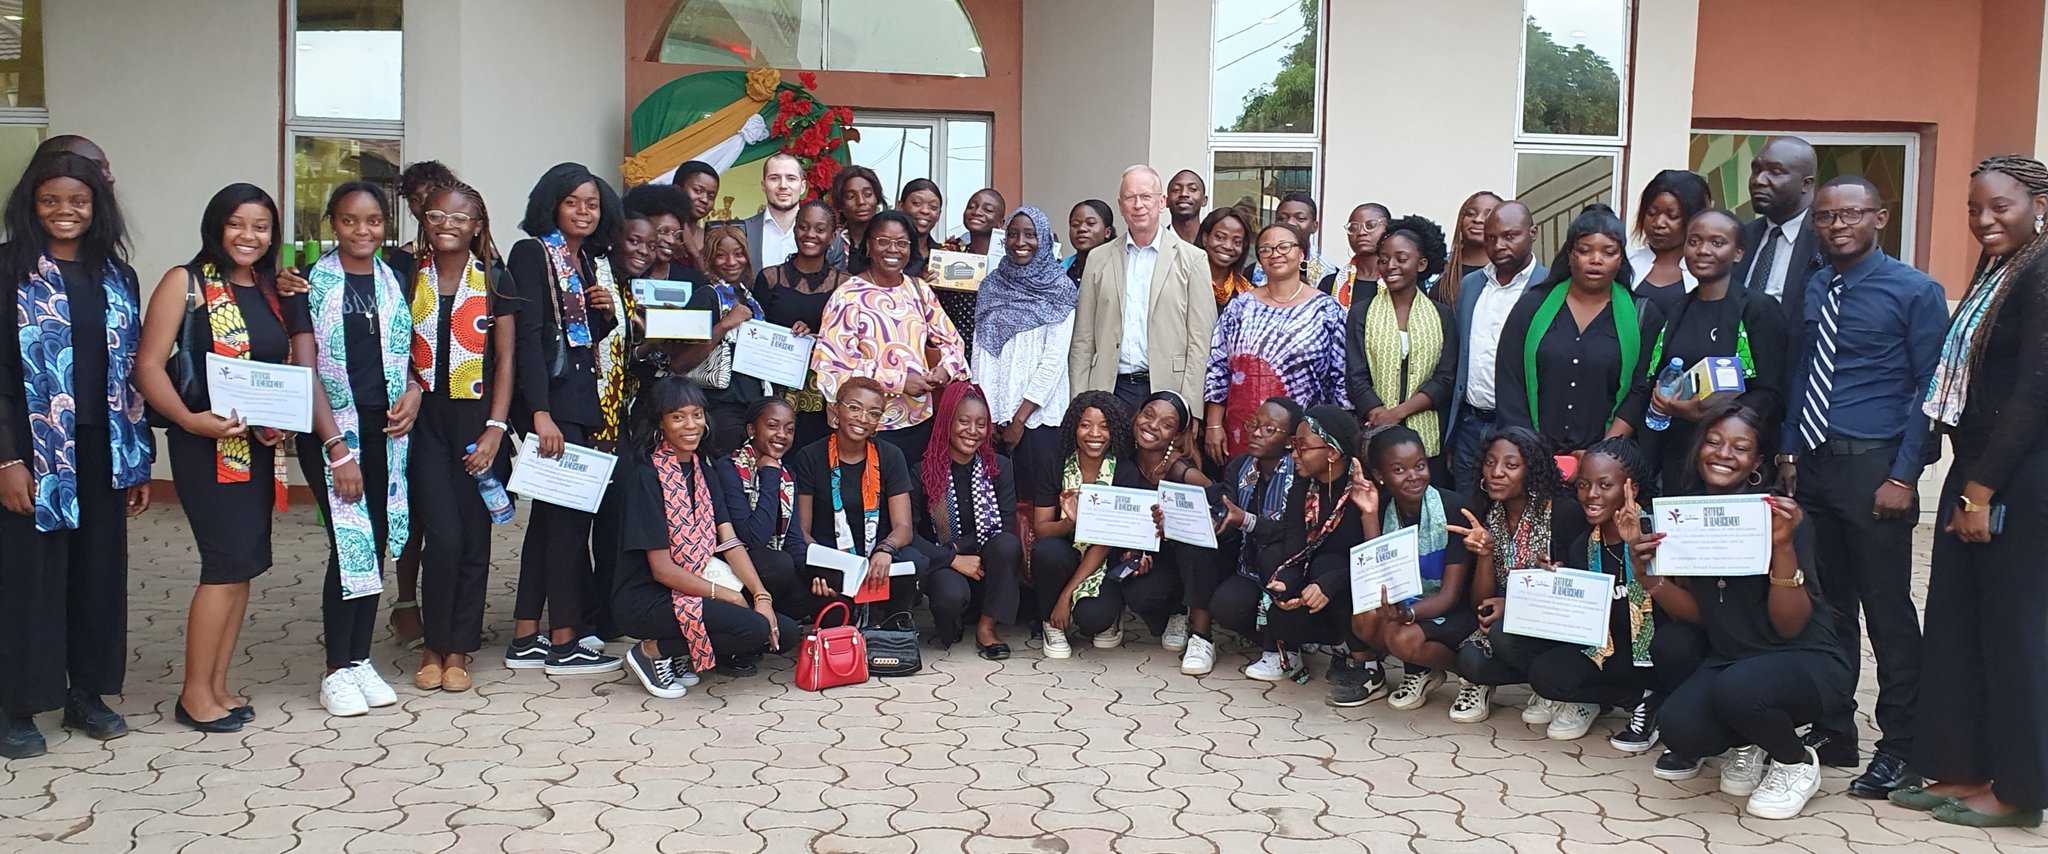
[1303,414,1341,453]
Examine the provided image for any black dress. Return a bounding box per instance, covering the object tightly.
[168,280,301,584]
[755,262,845,450]
[1645,286,1787,481]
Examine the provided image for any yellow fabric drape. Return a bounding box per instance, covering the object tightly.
[622,68,780,187]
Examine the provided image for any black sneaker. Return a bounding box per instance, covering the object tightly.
[716,658,761,678]
[1608,695,1660,754]
[543,639,623,676]
[505,634,551,670]
[61,690,128,741]
[0,716,45,759]
[1325,656,1360,685]
[1848,751,1921,800]
[1653,750,1702,781]
[1802,728,1860,768]
[1326,666,1389,708]
[626,645,688,699]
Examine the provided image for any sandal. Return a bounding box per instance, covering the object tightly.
[977,643,1011,661]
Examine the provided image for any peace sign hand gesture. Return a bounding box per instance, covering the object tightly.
[1445,507,1492,558]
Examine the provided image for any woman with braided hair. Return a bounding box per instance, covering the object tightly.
[1893,154,2048,828]
[1344,214,1459,486]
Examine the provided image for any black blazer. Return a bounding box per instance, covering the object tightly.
[1342,288,1460,439]
[1733,212,1823,398]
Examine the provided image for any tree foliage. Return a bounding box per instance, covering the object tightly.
[1221,0,1318,133]
[1521,18,1621,136]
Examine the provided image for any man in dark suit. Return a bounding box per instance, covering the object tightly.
[1445,201,1544,491]
[1734,136,1823,310]
[742,152,805,278]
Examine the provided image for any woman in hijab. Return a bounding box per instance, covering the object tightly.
[973,206,1078,507]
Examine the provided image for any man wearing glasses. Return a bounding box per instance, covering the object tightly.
[1776,175,1948,801]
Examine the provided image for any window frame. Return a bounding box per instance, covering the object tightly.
[653,0,986,77]
[1206,0,1326,140]
[1206,143,1323,228]
[846,110,993,231]
[283,0,404,248]
[0,0,47,128]
[1690,127,1923,263]
[1514,0,1632,147]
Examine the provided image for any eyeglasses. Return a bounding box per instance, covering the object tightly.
[837,403,885,423]
[1296,442,1332,453]
[1254,241,1301,258]
[652,227,680,240]
[1247,420,1289,438]
[1120,192,1160,206]
[1813,206,1880,227]
[1344,220,1388,234]
[869,236,913,251]
[423,210,476,227]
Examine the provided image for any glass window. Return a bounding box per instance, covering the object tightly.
[1210,0,1319,134]
[0,0,42,109]
[939,119,989,236]
[848,123,934,208]
[0,123,41,189]
[655,0,985,77]
[1692,132,1916,260]
[1515,149,1618,263]
[846,114,990,234]
[289,134,402,246]
[294,0,402,122]
[1213,150,1315,227]
[1520,0,1625,139]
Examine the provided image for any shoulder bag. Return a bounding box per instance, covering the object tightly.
[796,601,868,691]
[147,266,209,428]
[862,609,923,677]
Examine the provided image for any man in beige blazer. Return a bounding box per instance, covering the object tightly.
[1070,165,1217,425]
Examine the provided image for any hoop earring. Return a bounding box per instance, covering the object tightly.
[1748,469,1765,486]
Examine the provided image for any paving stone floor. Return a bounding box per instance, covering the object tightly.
[2,505,2044,852]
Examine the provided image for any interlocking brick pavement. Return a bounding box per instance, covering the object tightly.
[3,506,2045,852]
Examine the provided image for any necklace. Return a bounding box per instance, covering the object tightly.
[1145,446,1179,482]
[1271,277,1309,306]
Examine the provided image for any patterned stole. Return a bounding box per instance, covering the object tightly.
[733,442,794,549]
[15,256,151,531]
[409,255,489,399]
[1586,529,1655,668]
[653,446,719,673]
[591,258,629,445]
[309,251,412,598]
[1361,285,1444,454]
[541,231,593,348]
[1065,453,1119,603]
[198,264,283,483]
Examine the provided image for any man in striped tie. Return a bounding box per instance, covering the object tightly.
[1775,175,1950,801]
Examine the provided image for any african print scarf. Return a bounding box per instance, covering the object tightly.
[1212,269,1252,310]
[590,257,630,445]
[1926,260,2018,427]
[1586,528,1654,668]
[1330,264,1367,309]
[1231,454,1295,582]
[733,441,794,549]
[309,251,411,598]
[1065,452,1118,602]
[936,455,1002,550]
[199,264,282,483]
[15,256,151,531]
[828,434,881,555]
[1386,487,1449,600]
[541,231,593,348]
[653,446,718,673]
[410,255,489,400]
[1485,497,1553,585]
[1362,285,1444,455]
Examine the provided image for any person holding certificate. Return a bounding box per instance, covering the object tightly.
[395,182,519,694]
[1192,397,1301,676]
[135,183,308,733]
[0,151,152,758]
[912,383,1021,658]
[753,200,849,450]
[1131,392,1212,661]
[712,398,812,621]
[505,163,625,677]
[1031,392,1141,658]
[1634,403,1850,820]
[667,222,769,455]
[1330,426,1480,715]
[289,183,415,717]
[614,379,797,699]
[790,378,924,618]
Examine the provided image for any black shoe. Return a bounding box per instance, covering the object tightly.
[61,691,128,741]
[0,716,45,759]
[174,702,243,734]
[543,640,623,676]
[716,659,761,678]
[229,706,255,723]
[1652,750,1702,781]
[1608,695,1661,754]
[1802,729,1861,768]
[1848,751,1921,800]
[505,634,552,670]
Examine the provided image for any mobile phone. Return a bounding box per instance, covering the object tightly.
[1990,503,2007,537]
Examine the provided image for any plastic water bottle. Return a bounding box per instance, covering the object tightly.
[1645,358,1687,432]
[467,443,517,524]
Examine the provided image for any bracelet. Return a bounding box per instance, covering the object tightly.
[1885,478,1914,491]
[875,541,900,556]
[1241,514,1257,533]
[0,459,20,472]
[1958,494,1989,513]
[325,451,358,470]
[322,435,347,451]
[753,591,773,603]
[1205,426,1225,433]
[484,419,511,434]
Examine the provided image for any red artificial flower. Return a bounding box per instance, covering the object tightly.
[799,71,818,90]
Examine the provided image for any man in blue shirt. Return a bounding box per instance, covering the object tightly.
[1776,175,1947,800]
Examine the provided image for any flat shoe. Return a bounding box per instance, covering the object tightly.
[1887,785,1958,812]
[1932,803,2045,828]
[977,643,1011,661]
[440,666,472,692]
[414,663,444,691]
[174,702,243,734]
[229,705,255,723]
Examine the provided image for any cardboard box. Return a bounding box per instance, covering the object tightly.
[927,249,988,292]
[1685,355,1746,403]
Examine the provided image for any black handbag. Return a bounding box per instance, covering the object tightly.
[861,610,923,677]
[147,267,209,428]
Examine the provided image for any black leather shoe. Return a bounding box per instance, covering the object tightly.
[229,706,255,723]
[61,691,128,741]
[715,659,760,678]
[0,716,45,759]
[1802,729,1860,768]
[1848,751,1922,799]
[174,702,244,734]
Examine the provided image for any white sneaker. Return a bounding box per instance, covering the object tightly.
[1522,694,1562,725]
[1545,702,1600,740]
[1092,625,1124,649]
[1161,615,1189,652]
[1243,651,1289,682]
[1042,624,1072,659]
[1388,669,1444,711]
[321,670,368,717]
[1745,747,1822,819]
[348,660,398,708]
[1180,634,1216,676]
[1719,744,1769,797]
[1448,680,1493,723]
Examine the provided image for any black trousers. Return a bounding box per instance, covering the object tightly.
[0,424,127,716]
[410,394,493,655]
[1112,373,1150,414]
[297,411,390,671]
[1031,535,1082,626]
[1258,553,1353,651]
[1662,652,1849,765]
[1916,450,2048,809]
[707,397,748,458]
[921,532,1023,639]
[614,581,798,665]
[747,545,817,621]
[1524,616,1706,709]
[875,419,933,466]
[588,469,627,640]
[1798,444,1920,756]
[517,420,595,632]
[1453,629,1561,687]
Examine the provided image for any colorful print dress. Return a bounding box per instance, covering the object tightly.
[1203,290,1350,457]
[811,275,970,431]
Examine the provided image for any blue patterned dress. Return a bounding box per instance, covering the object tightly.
[1203,290,1350,457]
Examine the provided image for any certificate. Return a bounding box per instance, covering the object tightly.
[631,278,693,308]
[645,308,714,340]
[1157,481,1217,548]
[1074,485,1161,552]
[1503,568,1616,647]
[1649,494,1772,576]
[927,249,989,291]
[806,545,912,597]
[1349,526,1426,613]
[505,436,618,513]
[205,352,313,433]
[732,320,815,387]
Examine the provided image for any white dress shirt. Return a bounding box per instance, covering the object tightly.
[1465,260,1537,410]
[1117,231,1160,374]
[973,313,1075,430]
[1627,244,1698,293]
[760,211,799,268]
[1746,207,1808,300]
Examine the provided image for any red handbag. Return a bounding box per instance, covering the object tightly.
[796,601,869,691]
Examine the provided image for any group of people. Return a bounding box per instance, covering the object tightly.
[1,133,2043,830]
